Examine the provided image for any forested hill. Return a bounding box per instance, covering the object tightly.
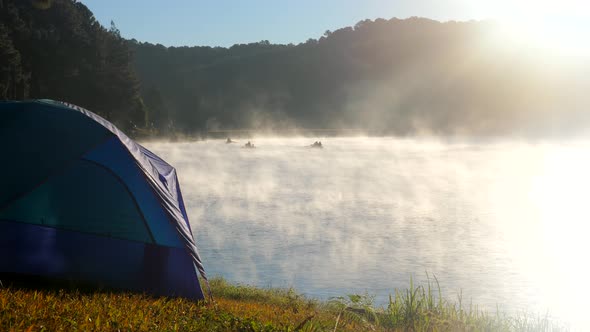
[133,18,496,135]
[0,0,145,134]
[2,1,588,137]
[132,18,588,137]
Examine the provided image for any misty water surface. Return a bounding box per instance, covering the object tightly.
[146,137,590,329]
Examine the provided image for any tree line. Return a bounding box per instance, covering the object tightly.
[0,0,144,134]
[2,1,588,137]
[132,18,588,137]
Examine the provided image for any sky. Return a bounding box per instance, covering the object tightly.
[82,0,590,50]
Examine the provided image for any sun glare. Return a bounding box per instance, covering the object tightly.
[481,0,590,56]
[529,145,590,327]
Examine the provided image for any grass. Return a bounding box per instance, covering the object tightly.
[0,276,566,331]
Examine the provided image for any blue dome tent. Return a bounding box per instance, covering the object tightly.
[0,100,207,300]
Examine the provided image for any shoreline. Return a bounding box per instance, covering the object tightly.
[0,277,566,331]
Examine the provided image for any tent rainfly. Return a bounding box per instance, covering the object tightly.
[0,100,207,299]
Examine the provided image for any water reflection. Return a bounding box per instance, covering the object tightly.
[146,137,590,329]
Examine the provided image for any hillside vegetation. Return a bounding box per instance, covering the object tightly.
[2,1,587,138]
[131,19,589,137]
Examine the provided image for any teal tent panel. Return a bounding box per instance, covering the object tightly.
[84,137,184,247]
[0,101,113,207]
[0,159,153,243]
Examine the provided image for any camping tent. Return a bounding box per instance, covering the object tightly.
[0,100,207,300]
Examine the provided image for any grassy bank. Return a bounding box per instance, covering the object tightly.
[0,277,564,331]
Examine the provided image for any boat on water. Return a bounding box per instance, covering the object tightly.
[309,141,323,148]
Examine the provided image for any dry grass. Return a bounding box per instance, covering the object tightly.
[0,276,566,331]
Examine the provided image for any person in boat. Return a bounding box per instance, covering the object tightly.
[226,137,234,143]
[245,141,254,148]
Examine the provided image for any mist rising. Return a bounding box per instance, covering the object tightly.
[146,137,590,329]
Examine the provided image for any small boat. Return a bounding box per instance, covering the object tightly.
[309,141,323,148]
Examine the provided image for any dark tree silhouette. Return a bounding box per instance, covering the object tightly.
[2,2,587,137]
[0,0,146,134]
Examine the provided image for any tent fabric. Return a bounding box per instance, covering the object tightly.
[0,100,207,299]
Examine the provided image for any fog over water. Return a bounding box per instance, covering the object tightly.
[146,137,590,329]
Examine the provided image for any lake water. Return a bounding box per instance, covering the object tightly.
[145,137,590,330]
